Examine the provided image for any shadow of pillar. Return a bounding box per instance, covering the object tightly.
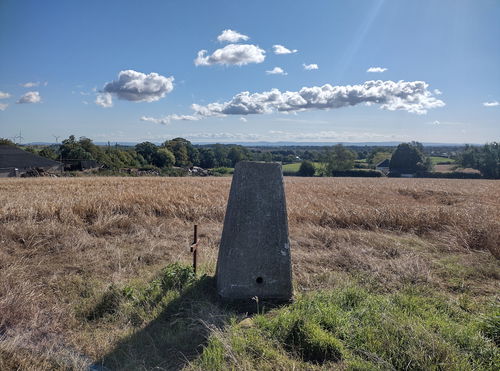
[96,276,230,370]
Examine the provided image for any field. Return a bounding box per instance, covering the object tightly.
[282,162,323,174]
[0,177,499,370]
[430,156,456,165]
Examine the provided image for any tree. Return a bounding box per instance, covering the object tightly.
[213,144,230,167]
[227,146,247,167]
[199,148,216,168]
[458,142,499,178]
[323,144,356,175]
[164,138,192,167]
[39,147,58,160]
[298,160,315,176]
[389,143,428,174]
[0,138,15,146]
[153,148,176,168]
[135,142,158,164]
[59,135,94,160]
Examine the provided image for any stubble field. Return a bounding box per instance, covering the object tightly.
[0,177,499,370]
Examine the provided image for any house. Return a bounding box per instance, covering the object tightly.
[0,144,63,177]
[375,158,390,174]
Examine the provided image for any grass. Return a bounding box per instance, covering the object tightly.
[192,286,499,370]
[430,156,456,165]
[0,177,499,369]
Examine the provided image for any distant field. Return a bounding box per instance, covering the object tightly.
[0,177,499,369]
[282,161,322,173]
[430,156,455,164]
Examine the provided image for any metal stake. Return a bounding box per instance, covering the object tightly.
[190,224,199,274]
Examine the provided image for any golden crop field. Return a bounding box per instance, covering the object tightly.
[0,177,499,370]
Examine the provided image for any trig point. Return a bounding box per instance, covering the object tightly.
[216,161,293,303]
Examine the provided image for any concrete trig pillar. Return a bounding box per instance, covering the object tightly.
[216,161,293,303]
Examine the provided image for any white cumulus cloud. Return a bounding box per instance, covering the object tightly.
[367,67,388,73]
[217,29,249,43]
[273,45,298,54]
[95,93,113,108]
[17,91,41,104]
[266,67,287,75]
[188,80,444,118]
[0,103,8,111]
[0,91,11,99]
[194,44,265,66]
[140,114,200,125]
[101,70,174,103]
[303,63,319,70]
[483,101,499,107]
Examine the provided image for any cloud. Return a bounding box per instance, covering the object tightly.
[194,44,265,66]
[483,101,499,107]
[266,66,287,75]
[239,117,247,122]
[21,81,40,88]
[303,63,319,70]
[434,89,442,95]
[95,93,113,108]
[217,29,249,43]
[182,132,262,141]
[178,130,407,143]
[433,120,440,125]
[17,91,41,104]
[0,103,8,111]
[101,70,174,103]
[140,114,200,125]
[188,80,445,117]
[367,67,388,73]
[267,130,400,141]
[273,45,298,54]
[0,91,10,99]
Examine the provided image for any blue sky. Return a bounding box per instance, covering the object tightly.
[0,0,499,144]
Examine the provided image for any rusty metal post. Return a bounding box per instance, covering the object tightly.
[190,224,199,274]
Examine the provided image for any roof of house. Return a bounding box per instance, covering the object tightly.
[375,159,391,168]
[0,144,62,170]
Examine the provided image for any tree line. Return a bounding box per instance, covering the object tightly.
[1,136,498,178]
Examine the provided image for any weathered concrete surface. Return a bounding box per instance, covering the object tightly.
[216,161,293,302]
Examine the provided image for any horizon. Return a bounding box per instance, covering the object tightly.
[1,0,499,144]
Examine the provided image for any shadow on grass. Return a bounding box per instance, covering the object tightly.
[95,276,231,371]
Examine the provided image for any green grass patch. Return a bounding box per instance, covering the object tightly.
[193,286,499,370]
[430,156,455,165]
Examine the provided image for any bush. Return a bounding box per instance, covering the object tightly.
[160,263,196,291]
[297,161,316,177]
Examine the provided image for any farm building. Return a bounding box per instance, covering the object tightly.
[0,144,63,177]
[375,159,390,174]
